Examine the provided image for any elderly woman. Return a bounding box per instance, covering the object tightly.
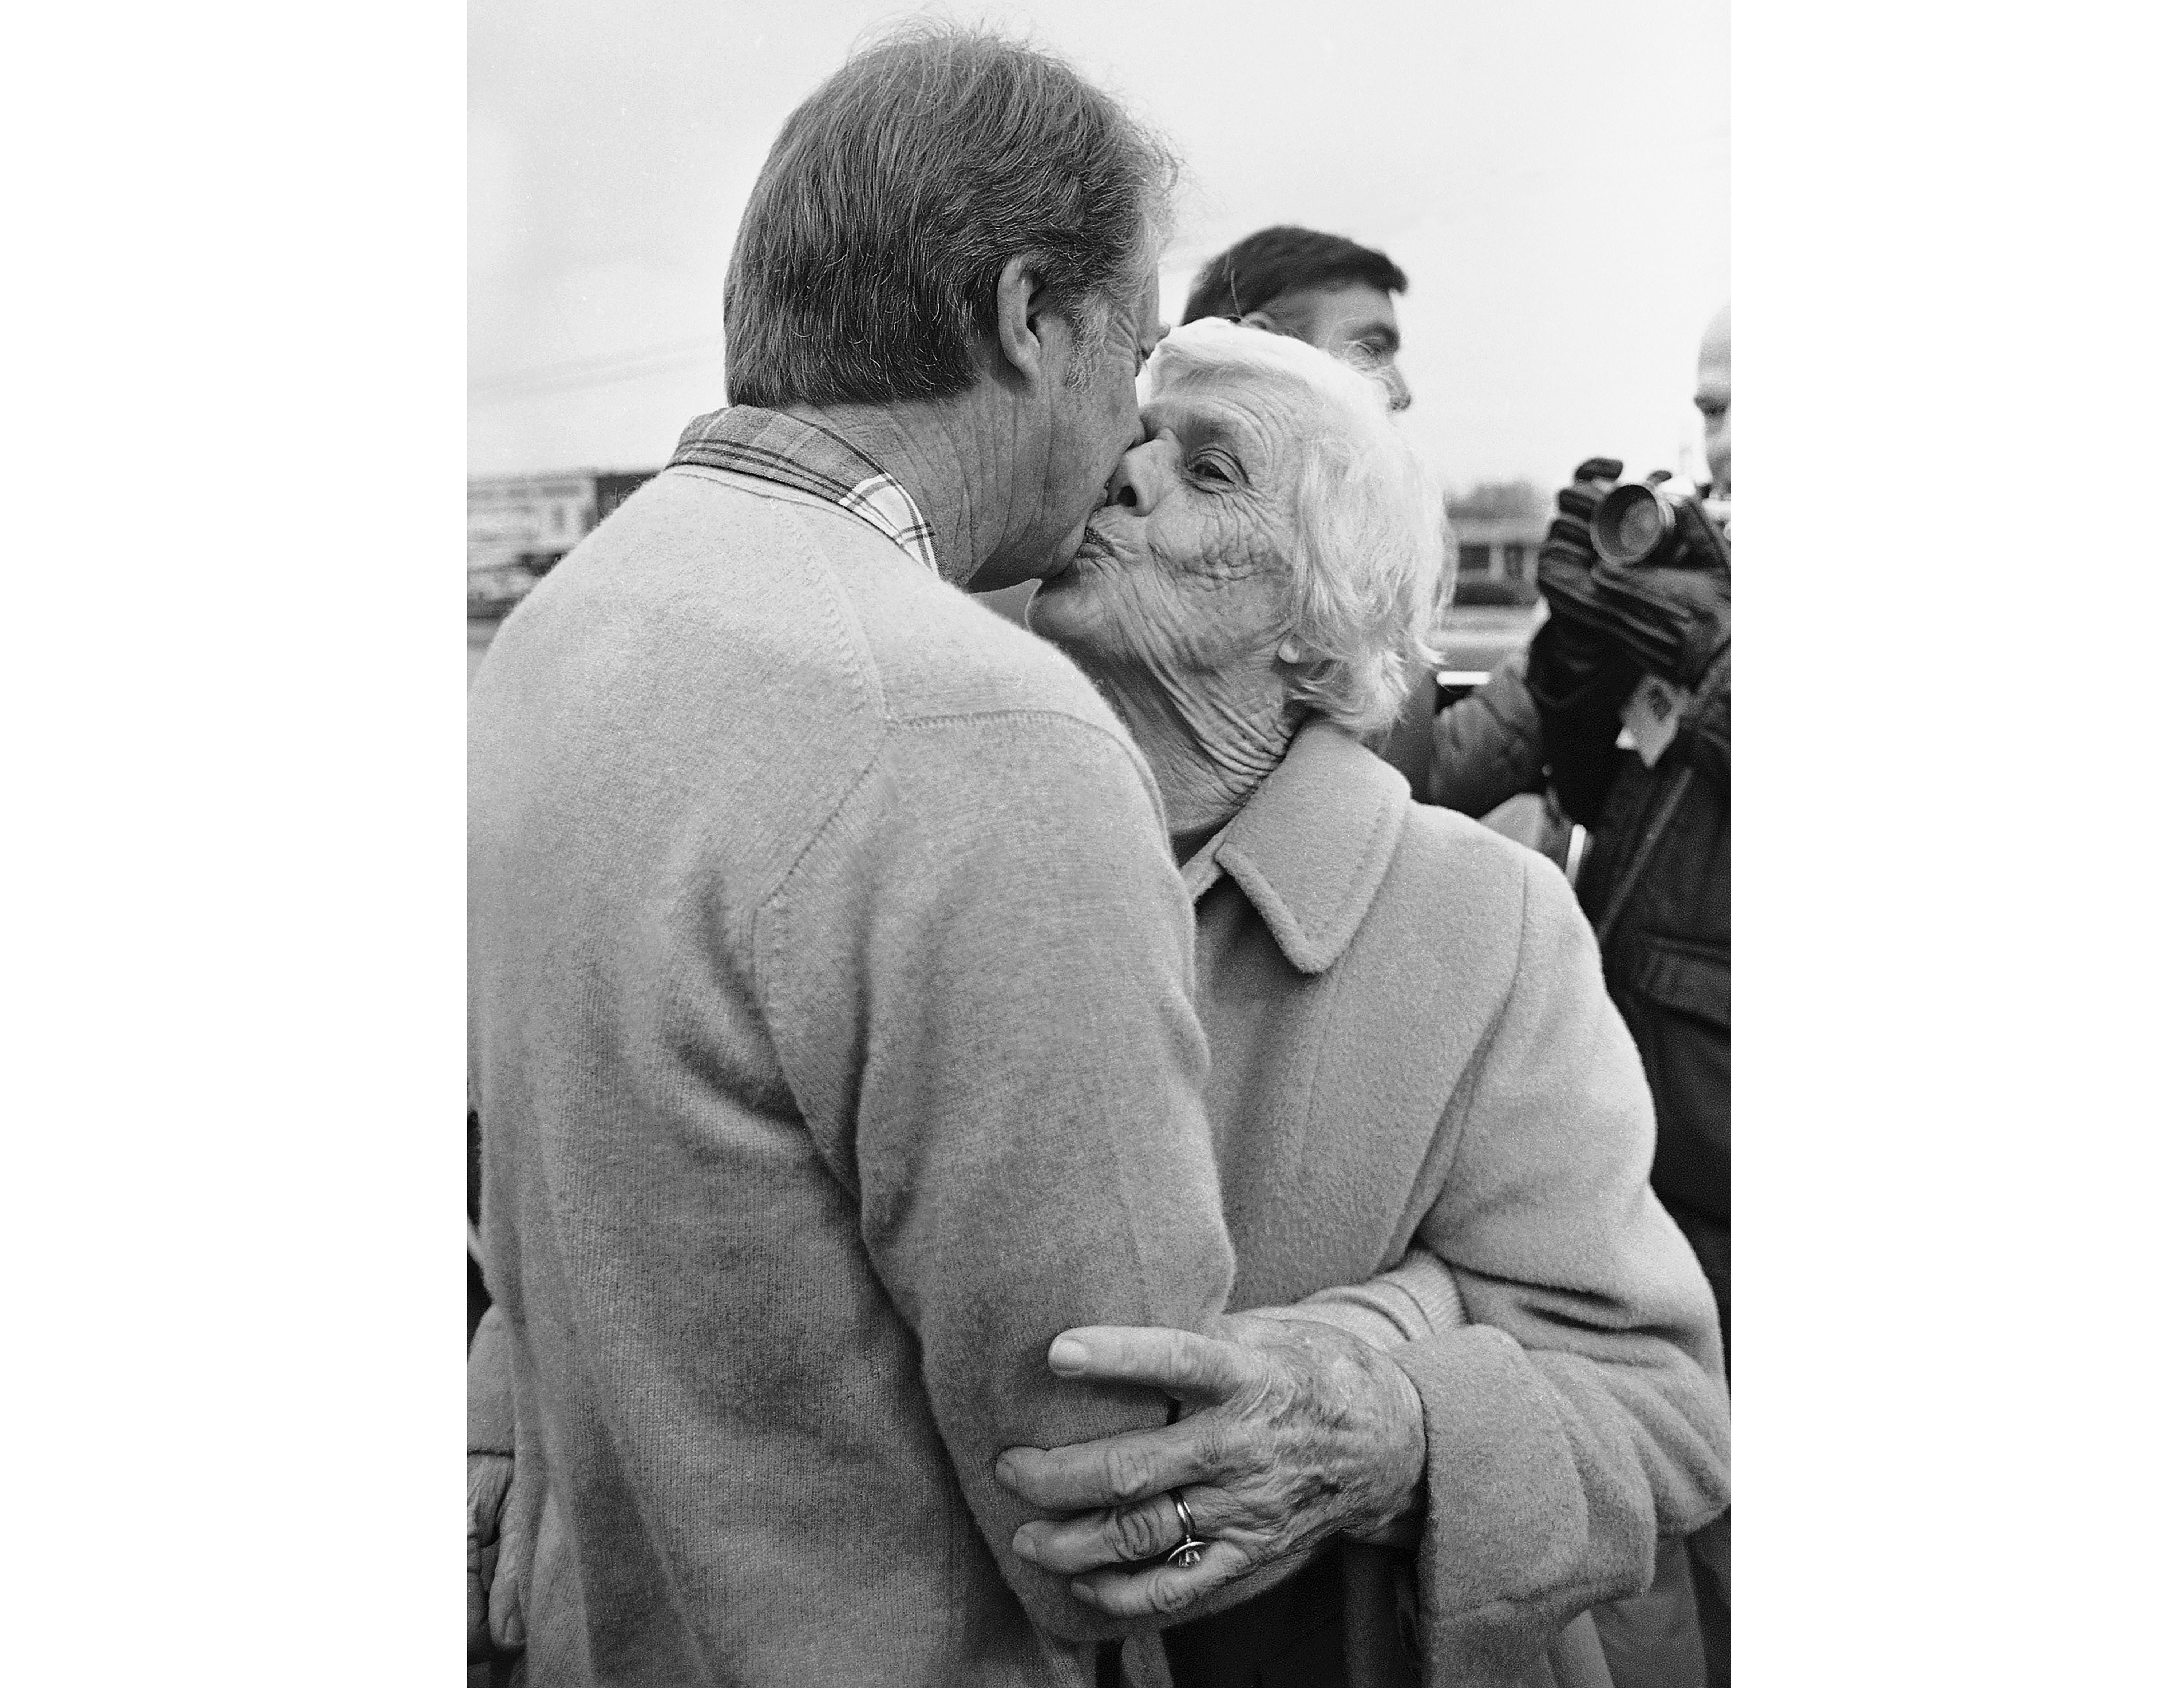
[992,318,1728,1688]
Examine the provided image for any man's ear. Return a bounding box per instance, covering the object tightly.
[994,255,1053,384]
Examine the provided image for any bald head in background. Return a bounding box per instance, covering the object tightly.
[1696,304,1730,494]
[1182,225,1413,412]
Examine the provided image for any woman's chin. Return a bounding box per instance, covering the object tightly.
[1025,567,1107,646]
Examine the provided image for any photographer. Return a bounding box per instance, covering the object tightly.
[1524,304,1731,1688]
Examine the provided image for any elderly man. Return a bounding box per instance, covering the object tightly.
[467,29,1242,1685]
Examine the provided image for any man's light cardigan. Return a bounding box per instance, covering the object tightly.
[469,427,1237,1686]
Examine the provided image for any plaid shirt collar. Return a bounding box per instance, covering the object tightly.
[669,405,941,575]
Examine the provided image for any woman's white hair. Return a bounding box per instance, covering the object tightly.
[1147,318,1444,739]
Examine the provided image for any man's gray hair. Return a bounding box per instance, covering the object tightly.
[1149,321,1445,739]
[723,24,1176,407]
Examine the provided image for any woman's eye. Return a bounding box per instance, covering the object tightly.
[1191,455,1235,484]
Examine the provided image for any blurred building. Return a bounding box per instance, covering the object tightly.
[468,470,656,618]
[1441,482,1547,608]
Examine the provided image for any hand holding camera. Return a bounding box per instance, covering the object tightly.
[1535,457,1730,692]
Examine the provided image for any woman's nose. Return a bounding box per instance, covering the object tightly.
[1104,435,1166,511]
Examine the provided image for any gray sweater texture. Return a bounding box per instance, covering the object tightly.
[470,464,1237,1686]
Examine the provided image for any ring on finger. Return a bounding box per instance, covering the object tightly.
[1166,1493,1209,1569]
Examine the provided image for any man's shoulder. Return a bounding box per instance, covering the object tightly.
[864,570,1119,736]
[648,463,1131,742]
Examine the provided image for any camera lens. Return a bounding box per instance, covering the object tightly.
[1592,483,1675,567]
[1615,501,1663,557]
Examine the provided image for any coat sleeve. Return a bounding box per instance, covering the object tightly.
[1424,652,1548,819]
[1268,1244,1469,1347]
[1388,849,1729,1687]
[766,713,1239,1645]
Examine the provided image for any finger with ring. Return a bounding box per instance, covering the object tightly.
[1166,1492,1209,1569]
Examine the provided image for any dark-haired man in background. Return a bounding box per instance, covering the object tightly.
[1180,224,1413,411]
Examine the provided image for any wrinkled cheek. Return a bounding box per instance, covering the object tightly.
[1061,564,1158,655]
[1120,582,1253,674]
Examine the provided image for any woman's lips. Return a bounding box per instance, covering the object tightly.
[1075,525,1121,562]
[1048,521,1123,585]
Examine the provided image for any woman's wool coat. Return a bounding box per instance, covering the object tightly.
[1140,721,1728,1688]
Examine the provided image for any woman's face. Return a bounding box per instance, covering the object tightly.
[1028,364,1322,683]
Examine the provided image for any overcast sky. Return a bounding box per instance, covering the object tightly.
[471,0,1727,494]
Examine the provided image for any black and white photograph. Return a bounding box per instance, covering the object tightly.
[467,7,1728,1684]
[12,3,2180,1684]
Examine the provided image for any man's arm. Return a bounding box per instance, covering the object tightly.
[770,711,1238,1644]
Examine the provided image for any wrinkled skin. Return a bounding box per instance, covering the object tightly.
[1027,360,1326,845]
[994,1314,1427,1619]
[467,1451,524,1660]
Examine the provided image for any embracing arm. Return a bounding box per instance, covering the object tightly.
[992,854,1724,1672]
[1274,1245,1466,1348]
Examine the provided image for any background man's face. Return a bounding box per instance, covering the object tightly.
[1695,307,1730,493]
[1258,281,1411,412]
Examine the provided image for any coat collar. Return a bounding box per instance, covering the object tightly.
[1202,719,1411,975]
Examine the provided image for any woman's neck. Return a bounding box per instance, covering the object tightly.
[1077,652,1301,861]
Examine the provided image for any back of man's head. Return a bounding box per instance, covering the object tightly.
[1180,227,1408,327]
[724,24,1175,409]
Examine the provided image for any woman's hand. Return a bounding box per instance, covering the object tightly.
[993,1312,1427,1618]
